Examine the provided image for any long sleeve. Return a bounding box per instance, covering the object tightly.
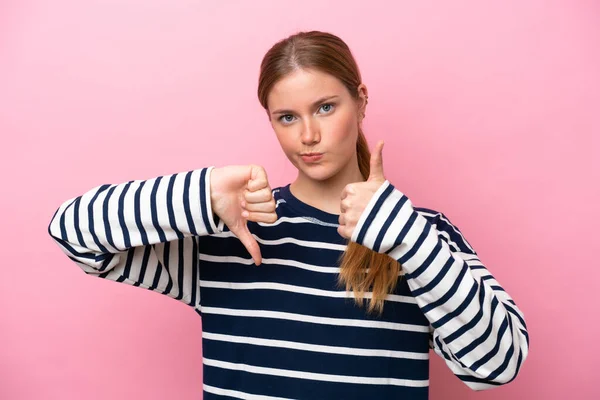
[48,167,225,308]
[351,180,529,390]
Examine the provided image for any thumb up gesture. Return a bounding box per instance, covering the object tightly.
[210,165,278,265]
[337,140,387,240]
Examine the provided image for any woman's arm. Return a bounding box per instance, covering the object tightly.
[351,180,529,390]
[48,167,224,308]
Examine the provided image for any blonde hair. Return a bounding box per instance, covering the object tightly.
[257,31,402,314]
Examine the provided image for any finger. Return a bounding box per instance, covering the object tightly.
[338,213,345,226]
[340,198,352,213]
[247,178,268,192]
[243,201,276,213]
[341,184,355,200]
[233,224,262,265]
[244,187,273,203]
[340,187,348,200]
[248,166,269,192]
[367,140,385,182]
[245,211,278,224]
[337,225,349,239]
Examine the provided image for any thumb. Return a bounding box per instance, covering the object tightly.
[232,223,262,265]
[368,140,385,182]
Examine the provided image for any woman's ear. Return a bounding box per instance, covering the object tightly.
[357,83,369,119]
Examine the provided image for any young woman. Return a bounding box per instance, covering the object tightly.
[48,31,529,399]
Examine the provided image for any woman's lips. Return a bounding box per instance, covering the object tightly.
[300,153,324,163]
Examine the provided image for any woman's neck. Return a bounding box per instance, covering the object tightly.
[289,156,365,216]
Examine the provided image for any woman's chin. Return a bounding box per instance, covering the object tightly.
[300,166,339,183]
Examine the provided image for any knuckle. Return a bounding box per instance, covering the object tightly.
[262,188,272,200]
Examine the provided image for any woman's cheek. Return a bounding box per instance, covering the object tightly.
[282,140,301,168]
[330,113,358,150]
[274,129,293,155]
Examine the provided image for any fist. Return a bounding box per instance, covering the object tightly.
[337,140,386,239]
[210,164,277,265]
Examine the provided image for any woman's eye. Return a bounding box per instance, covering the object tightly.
[278,104,334,124]
[319,103,334,113]
[280,115,295,124]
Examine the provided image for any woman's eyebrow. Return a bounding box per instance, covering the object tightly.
[271,95,340,115]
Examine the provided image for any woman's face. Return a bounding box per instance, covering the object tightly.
[267,68,367,183]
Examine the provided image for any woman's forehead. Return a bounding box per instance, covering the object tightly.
[268,69,347,109]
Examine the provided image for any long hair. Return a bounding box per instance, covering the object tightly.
[257,31,402,314]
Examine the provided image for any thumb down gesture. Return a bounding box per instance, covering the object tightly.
[210,165,278,265]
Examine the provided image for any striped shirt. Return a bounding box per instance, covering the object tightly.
[48,166,529,399]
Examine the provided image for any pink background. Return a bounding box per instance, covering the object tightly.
[1,1,599,399]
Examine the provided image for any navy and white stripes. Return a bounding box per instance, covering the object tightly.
[48,167,220,307]
[352,179,529,389]
[48,167,528,398]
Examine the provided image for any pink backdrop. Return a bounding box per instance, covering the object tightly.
[1,1,599,399]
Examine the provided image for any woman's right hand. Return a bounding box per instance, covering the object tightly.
[209,165,277,265]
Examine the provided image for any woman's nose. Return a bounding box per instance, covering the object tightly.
[300,119,320,145]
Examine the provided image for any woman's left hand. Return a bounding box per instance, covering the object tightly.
[337,140,387,239]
